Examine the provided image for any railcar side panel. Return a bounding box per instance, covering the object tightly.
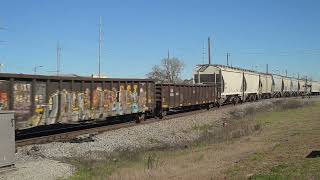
[244,72,260,94]
[272,75,283,93]
[282,77,291,92]
[299,80,306,94]
[260,74,273,94]
[157,84,217,110]
[291,79,299,92]
[221,70,243,96]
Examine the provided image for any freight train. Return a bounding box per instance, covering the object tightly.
[0,64,318,130]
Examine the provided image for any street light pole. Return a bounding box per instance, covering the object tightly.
[34,65,43,75]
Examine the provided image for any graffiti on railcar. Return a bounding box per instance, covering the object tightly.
[103,89,111,115]
[13,82,32,129]
[13,82,31,111]
[131,85,139,113]
[28,83,47,127]
[138,83,147,111]
[77,88,91,120]
[103,87,117,116]
[92,87,104,119]
[21,82,152,129]
[0,81,8,110]
[47,90,59,125]
[0,91,8,110]
[59,90,77,123]
[112,87,123,115]
[119,85,127,114]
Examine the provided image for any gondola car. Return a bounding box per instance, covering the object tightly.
[0,73,155,130]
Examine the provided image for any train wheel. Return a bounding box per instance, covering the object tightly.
[135,113,145,123]
[236,97,241,104]
[159,111,167,119]
[232,98,236,106]
[250,95,254,102]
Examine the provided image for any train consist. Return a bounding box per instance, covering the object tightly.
[0,64,318,130]
[194,64,320,104]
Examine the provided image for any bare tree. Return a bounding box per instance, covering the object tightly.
[147,57,184,83]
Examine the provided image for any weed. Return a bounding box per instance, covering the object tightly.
[145,152,160,170]
[250,153,264,161]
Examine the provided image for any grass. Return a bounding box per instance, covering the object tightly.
[66,99,320,180]
[226,101,320,179]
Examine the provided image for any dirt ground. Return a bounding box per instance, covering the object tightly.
[103,99,320,180]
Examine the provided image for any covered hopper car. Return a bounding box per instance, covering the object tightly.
[193,64,316,102]
[194,64,264,104]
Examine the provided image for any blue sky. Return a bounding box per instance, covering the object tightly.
[0,0,320,80]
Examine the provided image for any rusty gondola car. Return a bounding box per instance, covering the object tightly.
[0,73,155,130]
[155,83,220,117]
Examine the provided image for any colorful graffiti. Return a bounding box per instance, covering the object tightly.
[13,83,31,111]
[23,82,152,128]
[13,83,32,128]
[0,92,8,110]
[28,83,47,127]
[138,84,147,111]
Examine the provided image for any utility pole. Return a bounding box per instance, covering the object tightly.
[226,52,230,66]
[285,70,288,77]
[98,16,103,78]
[167,49,170,59]
[56,41,61,76]
[202,42,206,64]
[266,64,269,74]
[208,37,211,64]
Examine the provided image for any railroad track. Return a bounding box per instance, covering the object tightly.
[16,96,313,147]
[15,107,211,147]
